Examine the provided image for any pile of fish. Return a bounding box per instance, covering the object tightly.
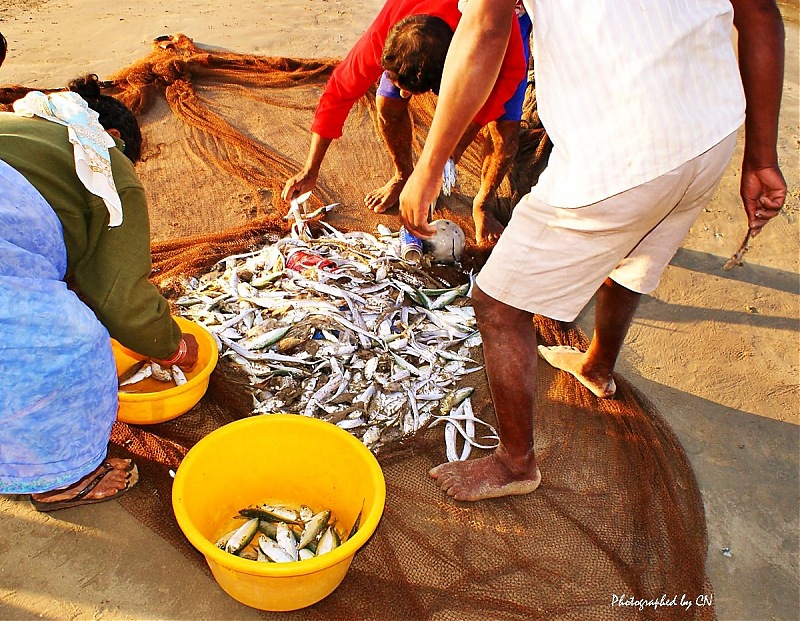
[174,217,499,458]
[216,503,354,563]
[118,359,187,391]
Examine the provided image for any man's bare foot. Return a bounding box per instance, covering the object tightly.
[429,453,541,501]
[537,345,617,398]
[364,176,405,213]
[31,459,137,506]
[473,204,505,245]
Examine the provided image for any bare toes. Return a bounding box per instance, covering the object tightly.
[438,473,456,488]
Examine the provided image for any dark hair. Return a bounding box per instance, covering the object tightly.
[380,15,453,94]
[67,74,142,163]
[0,32,7,67]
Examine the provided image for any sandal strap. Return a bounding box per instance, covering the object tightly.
[70,461,115,502]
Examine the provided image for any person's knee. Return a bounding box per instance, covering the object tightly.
[473,285,529,328]
[494,120,521,153]
[376,95,409,124]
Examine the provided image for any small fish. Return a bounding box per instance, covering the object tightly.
[315,526,341,556]
[428,283,469,311]
[238,548,259,561]
[171,365,188,385]
[298,510,331,550]
[119,362,153,387]
[215,527,238,550]
[118,359,148,385]
[240,326,292,351]
[258,534,295,563]
[276,522,299,561]
[299,504,314,522]
[255,504,302,524]
[150,361,173,382]
[257,520,278,539]
[225,518,259,554]
[438,386,474,418]
[347,501,364,541]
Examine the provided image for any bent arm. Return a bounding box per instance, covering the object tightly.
[731,0,786,233]
[310,6,394,140]
[73,182,181,359]
[282,133,333,202]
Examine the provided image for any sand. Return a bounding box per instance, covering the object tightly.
[0,1,797,620]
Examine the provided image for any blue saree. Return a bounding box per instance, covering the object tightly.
[0,158,118,493]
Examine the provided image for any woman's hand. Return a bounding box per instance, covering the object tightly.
[153,333,200,370]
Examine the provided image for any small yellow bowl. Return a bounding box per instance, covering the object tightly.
[172,414,386,611]
[112,316,218,425]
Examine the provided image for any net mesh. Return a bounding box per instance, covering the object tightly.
[5,34,713,620]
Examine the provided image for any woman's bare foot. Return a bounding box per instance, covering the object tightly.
[537,345,617,398]
[31,459,137,505]
[364,176,405,213]
[429,453,541,501]
[473,203,505,245]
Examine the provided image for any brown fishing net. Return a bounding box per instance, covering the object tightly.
[6,35,712,620]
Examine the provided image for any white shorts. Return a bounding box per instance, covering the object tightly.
[477,132,737,321]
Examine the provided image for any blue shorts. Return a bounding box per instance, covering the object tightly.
[377,12,532,122]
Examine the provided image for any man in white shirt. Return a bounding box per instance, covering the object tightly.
[399,0,787,501]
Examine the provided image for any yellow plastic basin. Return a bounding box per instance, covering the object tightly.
[112,316,218,424]
[172,414,386,611]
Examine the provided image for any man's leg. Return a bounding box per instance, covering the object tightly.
[539,278,641,398]
[473,119,520,245]
[430,285,541,501]
[364,95,414,213]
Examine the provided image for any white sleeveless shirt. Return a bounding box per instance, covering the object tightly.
[524,0,745,207]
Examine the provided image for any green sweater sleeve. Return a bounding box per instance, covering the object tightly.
[72,161,182,358]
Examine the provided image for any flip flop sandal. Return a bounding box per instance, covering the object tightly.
[30,460,139,512]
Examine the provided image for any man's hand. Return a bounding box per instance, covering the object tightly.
[731,0,785,236]
[282,133,333,203]
[281,168,318,203]
[399,168,438,238]
[741,164,786,236]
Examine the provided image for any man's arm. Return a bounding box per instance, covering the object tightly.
[285,3,396,202]
[731,0,786,235]
[400,0,517,237]
[282,133,333,202]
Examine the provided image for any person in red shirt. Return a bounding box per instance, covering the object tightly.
[282,0,528,245]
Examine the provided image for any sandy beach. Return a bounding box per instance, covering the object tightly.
[0,1,798,620]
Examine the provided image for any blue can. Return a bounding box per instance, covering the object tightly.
[399,226,423,262]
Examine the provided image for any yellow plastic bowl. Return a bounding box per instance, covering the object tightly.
[112,316,218,424]
[172,414,386,611]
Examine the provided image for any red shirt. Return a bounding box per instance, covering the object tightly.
[311,0,526,139]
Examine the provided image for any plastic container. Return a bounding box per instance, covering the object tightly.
[112,316,218,424]
[172,414,386,611]
[422,219,466,264]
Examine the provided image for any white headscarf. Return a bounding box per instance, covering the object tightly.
[13,91,123,227]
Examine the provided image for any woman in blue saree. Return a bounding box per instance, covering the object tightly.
[0,74,198,511]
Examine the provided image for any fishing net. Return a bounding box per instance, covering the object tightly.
[4,34,712,620]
